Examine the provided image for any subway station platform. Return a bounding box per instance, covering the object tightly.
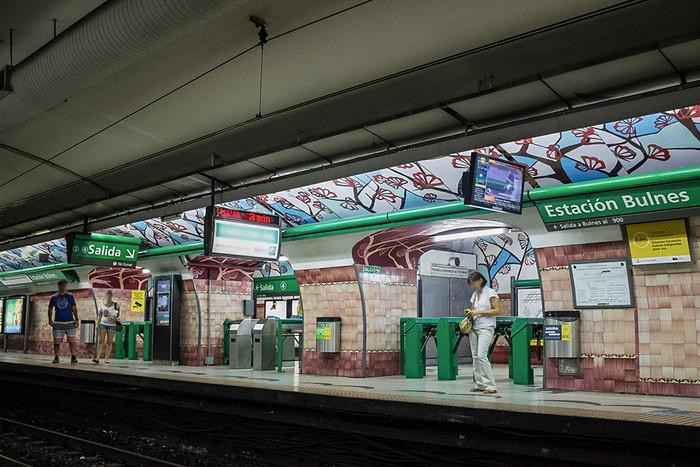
[0,354,698,464]
[2,353,699,427]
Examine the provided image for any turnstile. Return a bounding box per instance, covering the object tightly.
[229,318,257,369]
[253,320,277,370]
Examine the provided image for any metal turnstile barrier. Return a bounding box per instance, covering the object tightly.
[253,320,277,371]
[276,319,303,372]
[229,318,257,369]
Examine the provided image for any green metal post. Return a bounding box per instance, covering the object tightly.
[511,317,534,385]
[399,318,406,375]
[114,327,125,359]
[404,319,426,379]
[128,322,138,360]
[436,318,458,381]
[508,342,514,380]
[142,321,152,362]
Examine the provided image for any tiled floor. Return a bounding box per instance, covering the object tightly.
[2,352,698,427]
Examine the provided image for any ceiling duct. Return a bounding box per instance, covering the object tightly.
[0,0,249,130]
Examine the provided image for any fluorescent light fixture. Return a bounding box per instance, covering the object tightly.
[432,228,507,243]
[278,255,288,262]
[141,269,151,275]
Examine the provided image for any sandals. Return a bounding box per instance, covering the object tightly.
[471,386,484,392]
[92,358,100,364]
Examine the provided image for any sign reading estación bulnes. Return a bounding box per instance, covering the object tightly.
[536,179,700,231]
[66,233,141,268]
[204,207,281,261]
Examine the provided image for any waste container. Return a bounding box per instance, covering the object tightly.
[253,320,277,370]
[316,317,341,353]
[80,320,96,344]
[543,311,580,358]
[229,318,257,369]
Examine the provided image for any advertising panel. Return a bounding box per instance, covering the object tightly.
[2,296,27,334]
[626,219,692,265]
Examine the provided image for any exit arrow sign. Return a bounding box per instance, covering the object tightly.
[66,233,141,268]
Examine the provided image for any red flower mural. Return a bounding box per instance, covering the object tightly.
[374,188,398,202]
[647,144,670,161]
[546,144,564,161]
[572,127,598,145]
[383,177,408,188]
[411,172,444,190]
[422,193,437,203]
[613,117,642,136]
[575,155,606,172]
[450,155,471,169]
[671,106,700,120]
[295,191,311,203]
[341,197,359,210]
[333,177,360,187]
[654,113,675,129]
[308,187,338,199]
[613,145,636,161]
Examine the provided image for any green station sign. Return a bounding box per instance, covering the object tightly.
[66,233,141,268]
[253,275,299,295]
[26,270,79,284]
[536,180,700,231]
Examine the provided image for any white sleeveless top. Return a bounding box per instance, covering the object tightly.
[98,303,119,326]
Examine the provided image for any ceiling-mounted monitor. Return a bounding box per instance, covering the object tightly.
[462,153,526,214]
[204,207,281,261]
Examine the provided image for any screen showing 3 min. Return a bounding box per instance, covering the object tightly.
[464,153,525,214]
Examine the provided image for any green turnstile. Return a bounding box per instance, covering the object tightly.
[276,319,303,372]
[114,321,152,361]
[400,316,542,384]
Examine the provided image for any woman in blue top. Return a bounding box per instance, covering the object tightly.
[47,280,79,364]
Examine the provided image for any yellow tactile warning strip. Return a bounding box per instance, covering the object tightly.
[2,354,698,428]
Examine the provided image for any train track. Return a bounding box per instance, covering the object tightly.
[0,416,185,467]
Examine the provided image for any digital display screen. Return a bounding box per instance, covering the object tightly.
[156,293,170,326]
[2,296,26,334]
[214,207,279,225]
[156,280,171,293]
[463,153,525,214]
[204,206,281,260]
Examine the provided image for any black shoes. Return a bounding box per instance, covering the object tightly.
[52,356,59,364]
[70,356,78,364]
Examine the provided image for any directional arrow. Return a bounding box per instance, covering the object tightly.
[125,249,136,259]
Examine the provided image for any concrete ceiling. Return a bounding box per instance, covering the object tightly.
[0,0,699,249]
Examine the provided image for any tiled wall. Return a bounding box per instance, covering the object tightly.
[7,288,145,359]
[180,278,251,366]
[537,232,700,397]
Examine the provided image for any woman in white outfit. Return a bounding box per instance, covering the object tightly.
[465,272,500,394]
[93,290,120,364]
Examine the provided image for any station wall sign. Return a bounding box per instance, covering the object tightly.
[253,275,299,296]
[626,219,692,265]
[66,233,141,268]
[26,270,79,284]
[535,179,700,231]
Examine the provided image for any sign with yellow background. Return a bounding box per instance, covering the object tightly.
[626,219,691,266]
[131,290,146,313]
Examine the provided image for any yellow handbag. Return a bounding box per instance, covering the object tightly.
[459,309,474,334]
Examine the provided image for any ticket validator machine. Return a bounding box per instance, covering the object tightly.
[229,318,258,368]
[152,275,182,362]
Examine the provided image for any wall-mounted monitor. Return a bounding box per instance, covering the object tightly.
[2,295,28,334]
[204,206,281,261]
[462,153,526,214]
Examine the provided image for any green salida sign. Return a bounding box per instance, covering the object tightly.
[536,180,700,231]
[66,233,141,268]
[254,275,299,295]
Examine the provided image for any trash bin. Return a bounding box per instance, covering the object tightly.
[543,311,580,358]
[316,317,341,353]
[80,320,96,344]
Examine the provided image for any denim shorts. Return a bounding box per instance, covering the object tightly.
[53,322,77,343]
[99,323,117,332]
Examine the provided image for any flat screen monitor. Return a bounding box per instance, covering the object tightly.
[462,153,526,214]
[204,206,281,261]
[2,295,27,334]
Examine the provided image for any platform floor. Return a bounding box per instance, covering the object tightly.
[1,352,698,428]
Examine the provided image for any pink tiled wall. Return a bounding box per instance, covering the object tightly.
[537,232,700,397]
[297,266,416,377]
[6,288,146,359]
[179,278,251,366]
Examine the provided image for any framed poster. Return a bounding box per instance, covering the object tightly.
[514,286,543,318]
[569,259,634,309]
[2,295,27,334]
[626,219,692,266]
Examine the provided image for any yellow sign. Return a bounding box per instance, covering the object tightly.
[561,323,571,342]
[626,219,691,266]
[323,327,332,340]
[131,290,146,313]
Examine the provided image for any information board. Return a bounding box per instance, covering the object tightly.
[204,207,281,260]
[626,219,692,265]
[66,233,141,268]
[514,286,543,318]
[2,296,27,334]
[462,153,525,214]
[569,259,634,309]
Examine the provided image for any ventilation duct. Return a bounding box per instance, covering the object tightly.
[0,0,249,130]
